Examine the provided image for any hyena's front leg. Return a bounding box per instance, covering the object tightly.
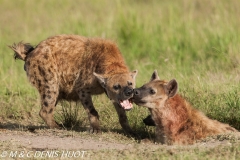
[113,102,134,135]
[78,90,101,133]
[155,125,167,144]
[143,115,156,126]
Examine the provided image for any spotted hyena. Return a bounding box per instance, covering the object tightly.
[133,70,237,145]
[9,34,138,134]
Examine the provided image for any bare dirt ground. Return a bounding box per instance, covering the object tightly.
[0,129,237,151]
[0,120,240,159]
[0,129,133,151]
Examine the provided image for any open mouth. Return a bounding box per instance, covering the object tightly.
[119,98,133,111]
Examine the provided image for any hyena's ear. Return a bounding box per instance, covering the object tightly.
[165,79,178,98]
[150,70,160,82]
[93,72,107,88]
[130,70,138,79]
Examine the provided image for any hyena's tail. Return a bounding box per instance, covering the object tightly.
[8,42,34,61]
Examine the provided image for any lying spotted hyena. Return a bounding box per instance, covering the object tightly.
[133,70,237,145]
[9,34,137,134]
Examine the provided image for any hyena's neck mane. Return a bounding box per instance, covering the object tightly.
[99,51,129,76]
[104,62,129,75]
[94,40,129,76]
[150,94,190,136]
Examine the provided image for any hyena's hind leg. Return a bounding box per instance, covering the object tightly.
[78,90,101,133]
[28,63,60,129]
[39,86,60,129]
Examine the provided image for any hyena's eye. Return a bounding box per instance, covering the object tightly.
[150,89,156,94]
[128,81,133,86]
[113,84,121,90]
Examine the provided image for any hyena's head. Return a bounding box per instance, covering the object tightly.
[133,70,178,109]
[94,70,138,110]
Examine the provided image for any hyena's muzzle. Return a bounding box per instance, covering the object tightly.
[118,86,134,110]
[132,87,148,106]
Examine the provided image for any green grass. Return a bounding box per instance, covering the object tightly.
[0,0,240,159]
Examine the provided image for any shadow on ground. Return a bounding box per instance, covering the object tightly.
[0,121,155,143]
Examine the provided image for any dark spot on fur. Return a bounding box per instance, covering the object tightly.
[43,101,48,107]
[47,90,51,94]
[178,126,186,134]
[95,64,104,73]
[79,71,83,79]
[42,94,46,99]
[53,91,57,95]
[44,54,49,59]
[84,101,89,106]
[33,64,37,68]
[49,108,53,114]
[45,85,50,89]
[42,110,47,114]
[38,80,41,87]
[82,94,85,97]
[46,71,54,79]
[38,66,46,76]
[47,95,52,99]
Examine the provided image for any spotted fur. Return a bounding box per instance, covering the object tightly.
[9,35,138,134]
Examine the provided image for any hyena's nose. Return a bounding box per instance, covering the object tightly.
[124,87,133,96]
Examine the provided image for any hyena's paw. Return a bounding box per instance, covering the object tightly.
[89,127,101,134]
[125,130,137,138]
[120,125,137,138]
[49,121,62,129]
[88,114,101,133]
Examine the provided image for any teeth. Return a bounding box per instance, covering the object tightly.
[120,99,133,110]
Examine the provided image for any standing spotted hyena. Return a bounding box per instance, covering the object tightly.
[133,70,237,145]
[9,34,138,134]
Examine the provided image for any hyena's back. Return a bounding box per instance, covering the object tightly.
[22,35,123,101]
